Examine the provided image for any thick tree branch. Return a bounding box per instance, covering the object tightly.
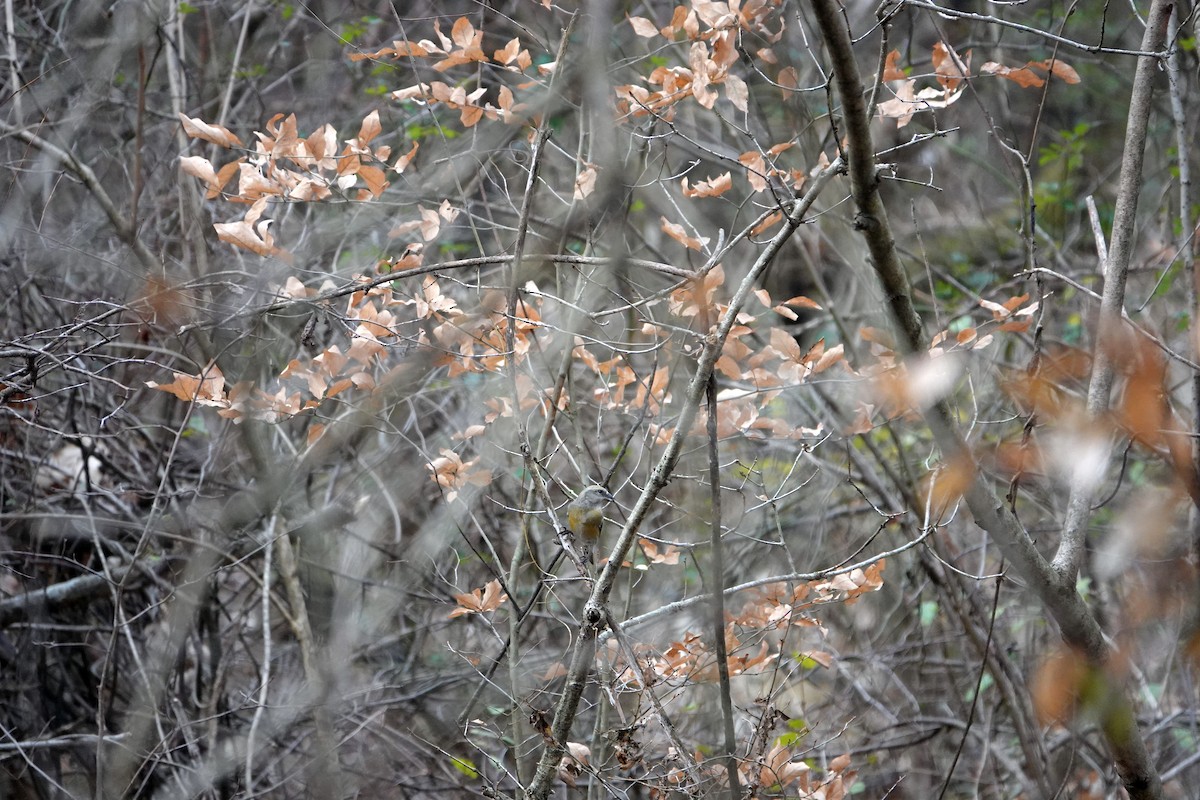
[0,564,138,626]
[808,0,1167,796]
[1055,0,1177,580]
[706,373,741,798]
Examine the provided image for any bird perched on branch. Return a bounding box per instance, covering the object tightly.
[566,485,615,565]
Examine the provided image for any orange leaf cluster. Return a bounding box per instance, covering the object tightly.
[616,28,749,119]
[573,344,672,415]
[876,42,969,128]
[353,17,530,74]
[749,748,853,799]
[978,292,1038,333]
[680,171,732,198]
[627,0,781,41]
[388,199,460,241]
[879,44,1080,128]
[179,110,403,258]
[661,217,710,251]
[617,3,784,120]
[668,264,726,320]
[147,362,317,423]
[981,58,1081,88]
[716,327,843,388]
[355,17,532,127]
[627,7,699,39]
[737,141,809,193]
[651,631,777,684]
[392,79,526,127]
[732,561,887,631]
[212,197,290,262]
[429,448,493,504]
[931,41,970,93]
[637,538,682,565]
[855,293,1040,430]
[448,578,508,618]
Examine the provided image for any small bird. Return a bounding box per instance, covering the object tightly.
[566,485,615,565]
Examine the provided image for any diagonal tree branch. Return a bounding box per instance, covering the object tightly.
[0,120,161,275]
[523,159,844,800]
[808,0,1168,796]
[1054,0,1178,580]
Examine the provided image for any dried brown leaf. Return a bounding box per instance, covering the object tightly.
[178,113,243,148]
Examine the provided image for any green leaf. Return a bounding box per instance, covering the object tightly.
[183,413,208,438]
[1151,261,1181,300]
[948,315,973,333]
[794,653,821,670]
[449,756,479,780]
[776,731,801,748]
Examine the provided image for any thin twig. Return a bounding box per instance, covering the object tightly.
[901,0,1170,56]
[524,155,845,800]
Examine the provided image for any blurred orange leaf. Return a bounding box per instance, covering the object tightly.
[1031,647,1089,724]
[882,49,905,81]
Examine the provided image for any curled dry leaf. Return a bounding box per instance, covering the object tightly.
[980,62,1044,88]
[557,742,591,788]
[639,538,681,565]
[660,217,709,251]
[394,142,419,172]
[214,199,293,262]
[751,210,783,235]
[426,447,492,503]
[882,49,905,81]
[178,113,242,148]
[981,58,1081,88]
[493,37,532,70]
[390,204,452,241]
[574,163,598,199]
[931,41,970,92]
[146,362,228,407]
[179,156,241,199]
[681,171,733,198]
[756,743,810,790]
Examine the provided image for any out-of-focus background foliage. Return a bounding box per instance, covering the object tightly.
[2,0,1198,797]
